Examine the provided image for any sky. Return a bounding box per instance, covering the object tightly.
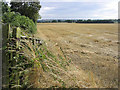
[4,0,120,19]
[39,0,120,19]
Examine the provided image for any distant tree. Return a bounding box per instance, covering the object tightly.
[118,19,120,23]
[65,20,72,23]
[87,19,91,23]
[58,20,61,22]
[76,19,83,23]
[52,20,57,23]
[10,1,41,23]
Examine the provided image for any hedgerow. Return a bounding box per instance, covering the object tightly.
[2,12,37,33]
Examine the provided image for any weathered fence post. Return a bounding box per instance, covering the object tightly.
[13,27,21,48]
[2,24,42,88]
[2,24,10,88]
[12,27,21,88]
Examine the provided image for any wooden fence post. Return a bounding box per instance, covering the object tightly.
[13,27,21,48]
[12,27,21,87]
[2,24,10,88]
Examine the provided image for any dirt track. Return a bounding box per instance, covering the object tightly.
[36,23,118,88]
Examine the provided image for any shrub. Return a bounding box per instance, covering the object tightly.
[2,2,10,14]
[2,12,37,33]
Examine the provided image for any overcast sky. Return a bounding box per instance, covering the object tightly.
[5,0,120,19]
[39,0,119,19]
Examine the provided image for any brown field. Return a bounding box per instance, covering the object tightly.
[36,23,118,88]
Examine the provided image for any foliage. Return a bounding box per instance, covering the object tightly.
[58,20,62,22]
[10,1,41,23]
[65,20,75,23]
[2,2,10,14]
[52,20,57,23]
[118,19,120,23]
[76,19,115,23]
[37,19,117,23]
[2,12,37,33]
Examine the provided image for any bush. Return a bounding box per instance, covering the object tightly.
[2,12,37,33]
[2,2,10,14]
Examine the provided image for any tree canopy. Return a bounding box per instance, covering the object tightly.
[2,2,10,14]
[2,11,37,33]
[10,1,41,23]
[2,2,39,34]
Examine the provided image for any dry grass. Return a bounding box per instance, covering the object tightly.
[35,23,118,88]
[21,37,103,88]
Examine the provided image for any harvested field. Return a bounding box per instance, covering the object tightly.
[36,23,118,88]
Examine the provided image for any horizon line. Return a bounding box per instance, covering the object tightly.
[38,18,118,20]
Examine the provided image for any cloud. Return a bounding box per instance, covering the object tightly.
[39,6,57,19]
[39,2,118,19]
[5,0,120,3]
[119,2,120,19]
[40,6,56,14]
[41,0,119,2]
[4,0,119,19]
[91,1,118,19]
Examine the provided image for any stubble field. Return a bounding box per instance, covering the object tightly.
[36,23,118,88]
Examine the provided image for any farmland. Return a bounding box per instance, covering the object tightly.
[36,23,118,88]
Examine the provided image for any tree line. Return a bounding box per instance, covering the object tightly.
[37,19,118,23]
